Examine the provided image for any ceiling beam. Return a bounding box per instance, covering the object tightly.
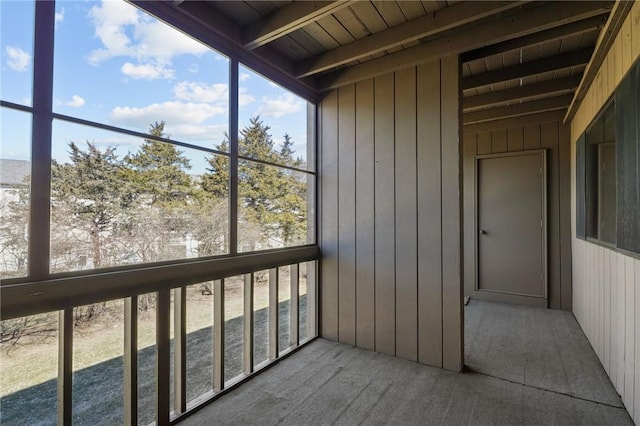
[243,1,352,50]
[464,110,567,133]
[133,1,319,102]
[316,1,612,91]
[463,76,581,110]
[462,14,608,63]
[464,95,573,124]
[462,48,592,90]
[295,1,524,77]
[565,0,635,123]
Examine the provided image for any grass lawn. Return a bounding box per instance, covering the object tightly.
[0,269,308,397]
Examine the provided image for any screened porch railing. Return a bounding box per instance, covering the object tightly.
[0,245,319,426]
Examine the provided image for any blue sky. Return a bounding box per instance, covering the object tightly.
[1,0,309,173]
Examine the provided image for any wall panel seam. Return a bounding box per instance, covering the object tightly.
[393,71,398,356]
[337,89,341,342]
[354,83,358,347]
[415,65,420,355]
[439,60,445,363]
[373,78,377,351]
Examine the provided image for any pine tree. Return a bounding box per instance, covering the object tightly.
[201,138,229,198]
[279,133,303,168]
[202,117,308,249]
[122,122,196,262]
[51,142,126,269]
[124,121,193,207]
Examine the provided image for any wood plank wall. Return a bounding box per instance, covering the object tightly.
[570,3,640,423]
[462,120,573,310]
[319,57,463,371]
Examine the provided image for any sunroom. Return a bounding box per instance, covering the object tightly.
[1,1,639,425]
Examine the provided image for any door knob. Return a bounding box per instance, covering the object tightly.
[480,229,488,235]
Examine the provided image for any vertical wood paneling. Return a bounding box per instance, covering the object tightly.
[338,85,357,345]
[441,56,463,372]
[507,127,524,152]
[610,250,619,388]
[570,8,640,422]
[598,248,604,360]
[572,241,640,423]
[604,248,611,371]
[625,258,635,414]
[636,260,640,421]
[632,4,640,60]
[476,131,492,154]
[320,62,462,370]
[462,132,476,302]
[523,124,541,150]
[617,253,626,391]
[614,26,624,90]
[606,54,614,101]
[355,79,376,351]
[542,122,560,308]
[621,17,632,76]
[320,91,339,340]
[491,129,507,153]
[559,123,572,310]
[394,67,418,361]
[374,72,396,356]
[418,61,443,367]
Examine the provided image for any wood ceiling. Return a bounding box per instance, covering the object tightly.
[136,1,631,126]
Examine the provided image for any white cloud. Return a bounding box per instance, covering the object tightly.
[188,64,199,74]
[173,81,227,103]
[167,123,228,142]
[257,94,304,118]
[239,73,251,82]
[133,18,207,62]
[110,101,226,129]
[121,62,174,80]
[87,1,138,64]
[173,81,254,107]
[6,46,30,72]
[87,0,207,78]
[65,95,86,108]
[239,89,255,107]
[55,8,65,27]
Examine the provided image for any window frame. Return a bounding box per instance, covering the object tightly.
[0,1,319,319]
[576,58,640,259]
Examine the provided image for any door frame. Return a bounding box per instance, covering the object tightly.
[473,149,548,303]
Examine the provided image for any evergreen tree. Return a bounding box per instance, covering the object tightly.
[279,133,303,168]
[51,142,127,268]
[239,116,278,162]
[202,116,308,249]
[201,138,229,198]
[124,121,193,207]
[122,122,196,262]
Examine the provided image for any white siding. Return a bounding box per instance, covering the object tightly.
[571,2,640,422]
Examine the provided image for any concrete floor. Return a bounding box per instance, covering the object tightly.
[180,300,632,425]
